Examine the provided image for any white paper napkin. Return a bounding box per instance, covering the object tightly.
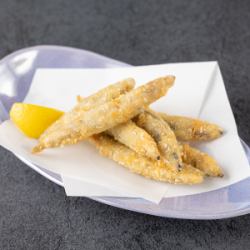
[0,62,249,202]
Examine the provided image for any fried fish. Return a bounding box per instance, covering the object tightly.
[159,113,223,141]
[90,134,204,184]
[33,76,175,153]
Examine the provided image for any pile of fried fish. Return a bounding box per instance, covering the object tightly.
[33,76,223,185]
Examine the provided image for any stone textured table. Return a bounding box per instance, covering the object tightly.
[0,0,250,249]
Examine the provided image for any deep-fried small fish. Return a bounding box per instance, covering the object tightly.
[32,78,135,153]
[90,134,204,184]
[158,113,223,141]
[107,120,160,160]
[77,96,161,160]
[75,78,135,111]
[181,143,223,177]
[135,110,183,170]
[33,76,175,153]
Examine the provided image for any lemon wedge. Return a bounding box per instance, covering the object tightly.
[10,103,64,138]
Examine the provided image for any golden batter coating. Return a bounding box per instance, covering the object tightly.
[107,120,160,160]
[135,111,183,170]
[33,76,175,153]
[158,113,223,141]
[75,78,135,111]
[77,94,160,160]
[90,134,204,184]
[181,143,223,177]
[32,78,134,153]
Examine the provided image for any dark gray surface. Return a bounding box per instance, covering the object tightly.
[0,0,250,249]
